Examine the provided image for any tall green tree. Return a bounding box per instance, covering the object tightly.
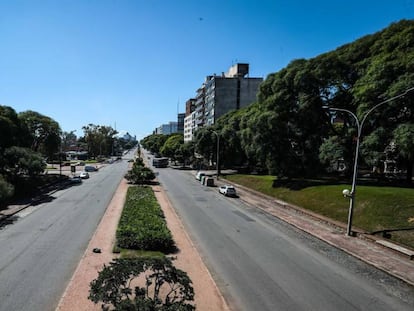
[3,146,46,180]
[0,106,26,151]
[18,111,61,158]
[160,134,184,162]
[393,123,414,182]
[82,124,118,157]
[140,134,169,156]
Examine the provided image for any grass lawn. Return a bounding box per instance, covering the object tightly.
[224,174,414,249]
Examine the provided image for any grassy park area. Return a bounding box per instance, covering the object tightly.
[224,174,414,249]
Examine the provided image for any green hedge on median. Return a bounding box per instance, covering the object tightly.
[116,186,175,253]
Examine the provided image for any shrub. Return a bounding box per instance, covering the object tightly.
[116,186,175,253]
[89,257,195,311]
[125,160,156,185]
[0,175,14,206]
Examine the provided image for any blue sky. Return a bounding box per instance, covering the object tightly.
[1,0,413,140]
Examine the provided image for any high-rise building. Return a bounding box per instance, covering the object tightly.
[177,113,185,134]
[184,111,196,142]
[184,63,263,140]
[204,63,263,126]
[154,122,178,135]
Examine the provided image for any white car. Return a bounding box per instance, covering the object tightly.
[79,171,89,179]
[219,185,237,197]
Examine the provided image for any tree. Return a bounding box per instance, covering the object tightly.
[82,124,118,157]
[319,136,346,173]
[89,257,195,311]
[214,110,246,168]
[61,130,78,152]
[125,160,156,185]
[160,134,184,163]
[393,123,414,182]
[141,134,169,156]
[0,175,14,206]
[193,127,215,165]
[180,141,195,167]
[18,110,61,159]
[3,146,46,180]
[0,106,26,151]
[359,127,388,171]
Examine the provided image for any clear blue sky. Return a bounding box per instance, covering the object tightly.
[1,0,413,140]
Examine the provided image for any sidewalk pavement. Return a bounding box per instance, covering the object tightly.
[223,179,414,287]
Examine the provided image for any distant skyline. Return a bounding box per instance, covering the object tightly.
[1,0,413,140]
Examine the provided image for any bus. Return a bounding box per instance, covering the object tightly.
[152,157,169,168]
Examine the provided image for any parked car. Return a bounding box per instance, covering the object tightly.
[195,172,206,181]
[79,171,89,179]
[69,176,82,184]
[204,177,215,187]
[219,185,237,197]
[84,165,98,172]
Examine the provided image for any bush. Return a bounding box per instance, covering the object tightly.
[0,175,14,206]
[125,160,156,185]
[116,186,175,253]
[89,257,195,311]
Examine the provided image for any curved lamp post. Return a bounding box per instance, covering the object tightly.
[212,131,220,180]
[324,87,414,236]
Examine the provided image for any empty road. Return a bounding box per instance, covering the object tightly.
[154,166,414,311]
[0,155,131,311]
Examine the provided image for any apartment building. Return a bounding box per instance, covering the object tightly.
[184,111,196,142]
[185,63,263,140]
[154,122,178,135]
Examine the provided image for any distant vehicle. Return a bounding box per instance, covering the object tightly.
[219,185,237,197]
[84,165,98,172]
[79,171,89,179]
[204,177,215,187]
[195,172,206,181]
[152,157,168,168]
[69,176,82,184]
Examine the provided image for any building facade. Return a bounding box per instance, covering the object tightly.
[185,63,263,139]
[154,63,262,142]
[154,122,178,135]
[184,111,196,142]
[204,63,263,126]
[177,113,185,134]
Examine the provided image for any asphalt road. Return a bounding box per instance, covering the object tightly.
[0,154,131,311]
[154,166,414,311]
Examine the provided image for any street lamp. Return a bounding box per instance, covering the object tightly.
[324,87,414,236]
[212,131,220,180]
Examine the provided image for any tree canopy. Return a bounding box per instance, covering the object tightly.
[194,19,414,181]
[81,124,118,157]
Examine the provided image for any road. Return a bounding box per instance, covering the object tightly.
[0,154,131,311]
[154,166,414,311]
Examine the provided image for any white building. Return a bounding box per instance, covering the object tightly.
[184,111,196,142]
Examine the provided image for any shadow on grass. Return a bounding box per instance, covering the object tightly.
[272,177,414,190]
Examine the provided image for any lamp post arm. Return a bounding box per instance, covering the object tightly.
[327,107,361,136]
[360,87,414,130]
